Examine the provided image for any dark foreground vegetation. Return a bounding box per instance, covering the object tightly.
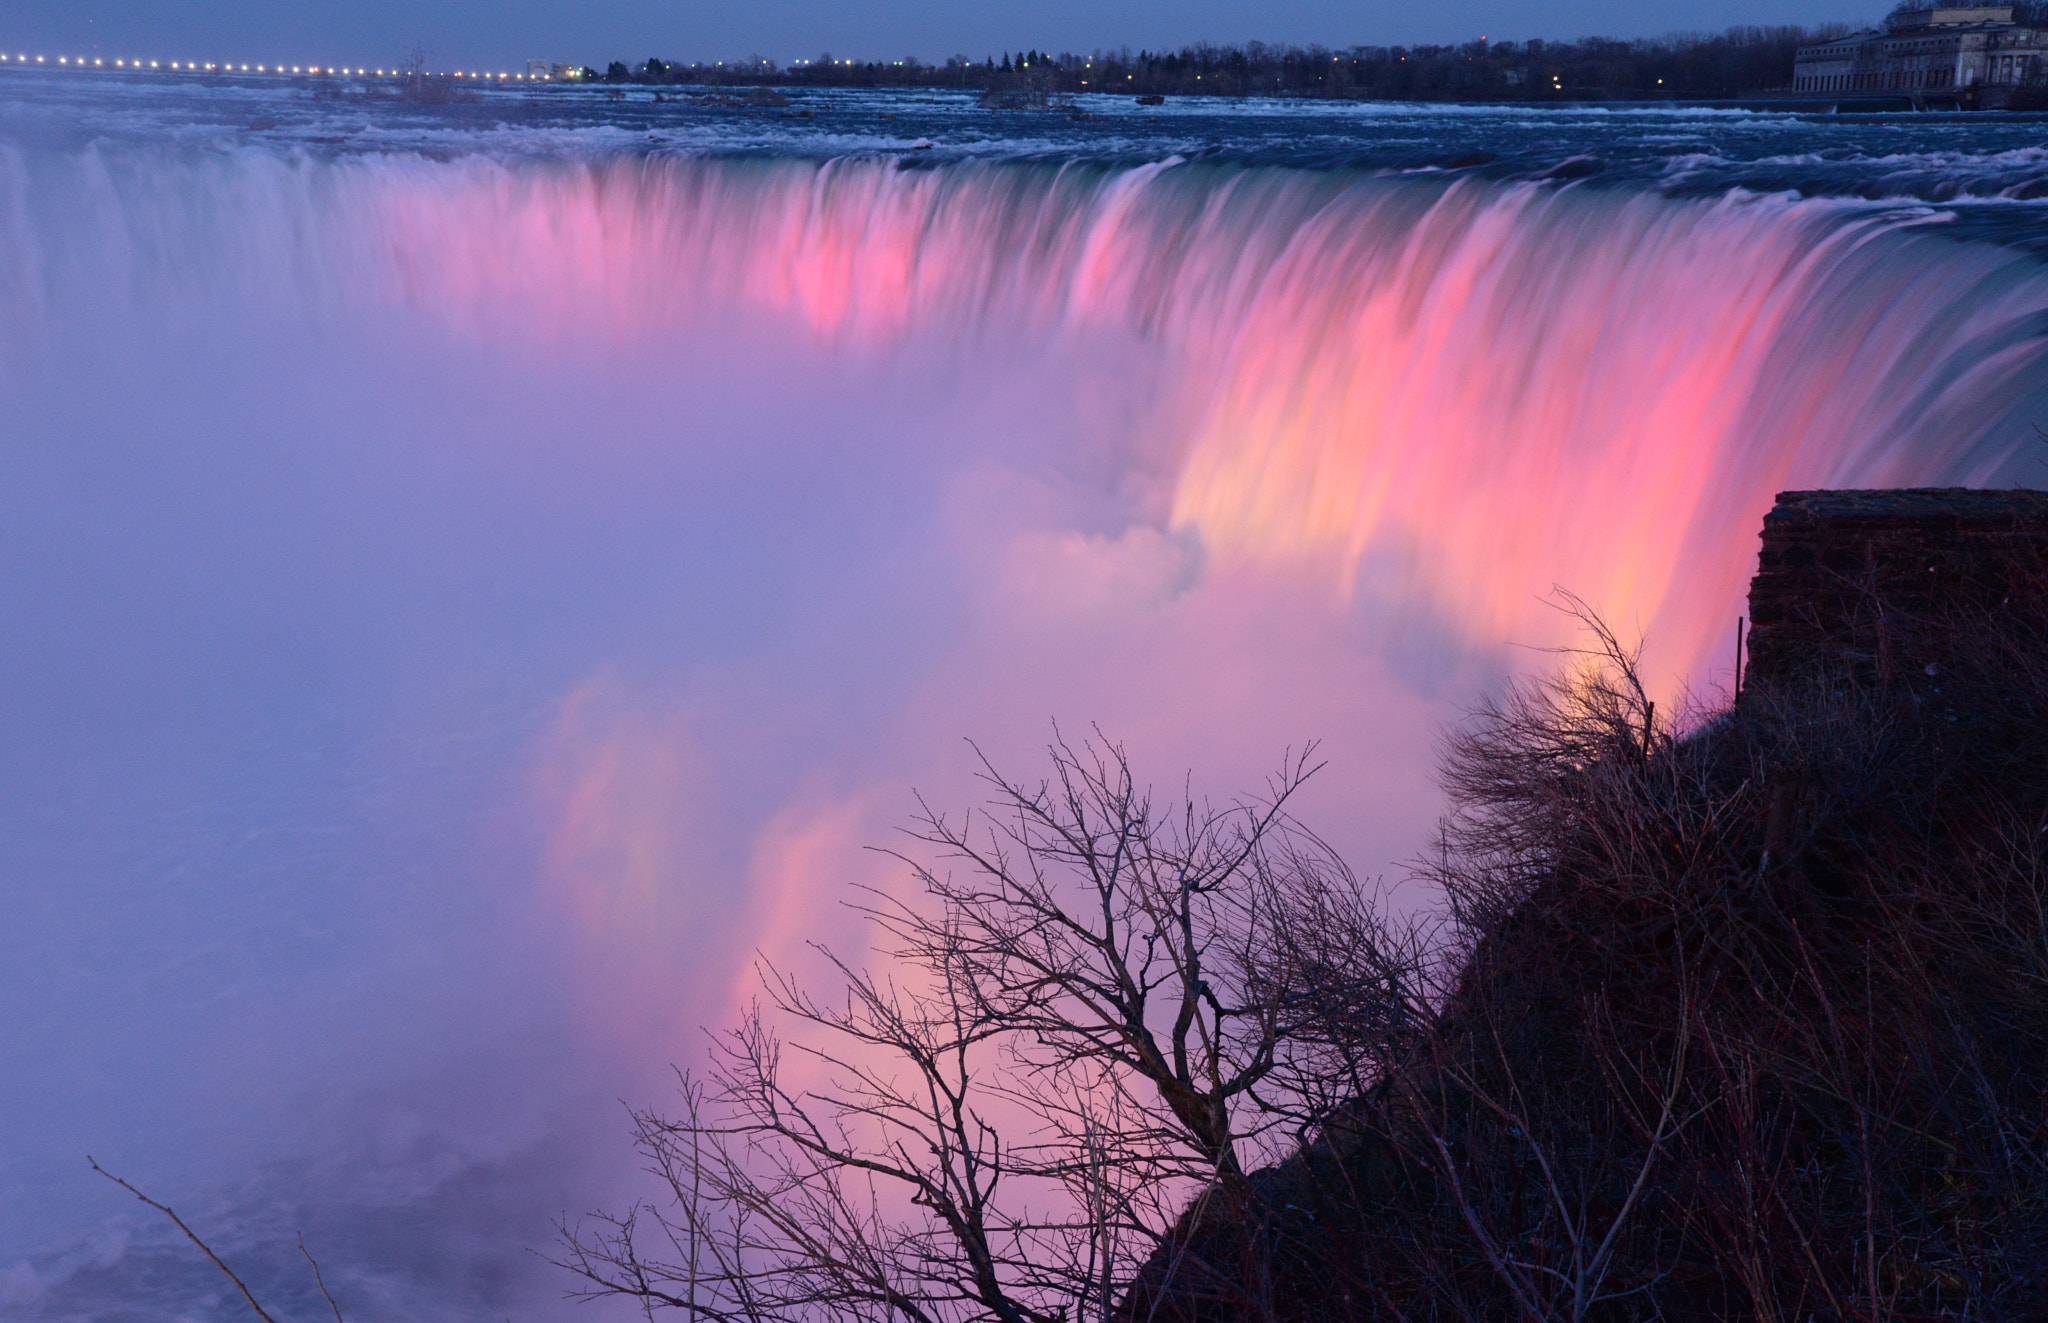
[578,28,1840,103]
[559,578,2048,1322]
[111,558,2048,1319]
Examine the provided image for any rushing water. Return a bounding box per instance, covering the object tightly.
[5,69,2048,1321]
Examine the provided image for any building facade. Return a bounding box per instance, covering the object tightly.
[1794,5,2048,105]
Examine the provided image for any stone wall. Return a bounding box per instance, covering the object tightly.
[1744,488,2048,688]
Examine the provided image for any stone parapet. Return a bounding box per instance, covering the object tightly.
[1745,488,2048,688]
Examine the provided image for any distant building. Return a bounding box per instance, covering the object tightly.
[1793,5,2047,106]
[527,59,553,78]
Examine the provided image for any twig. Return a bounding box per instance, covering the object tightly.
[89,1156,282,1323]
[300,1231,346,1322]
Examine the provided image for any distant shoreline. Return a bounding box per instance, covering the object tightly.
[12,25,2047,114]
[554,29,1845,107]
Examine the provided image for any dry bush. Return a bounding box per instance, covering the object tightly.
[1217,588,2048,1323]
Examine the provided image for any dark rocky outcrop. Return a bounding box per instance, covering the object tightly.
[1122,489,2048,1323]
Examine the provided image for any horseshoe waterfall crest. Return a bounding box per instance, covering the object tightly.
[4,122,2048,1322]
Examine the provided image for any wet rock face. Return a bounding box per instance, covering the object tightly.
[1745,488,2048,688]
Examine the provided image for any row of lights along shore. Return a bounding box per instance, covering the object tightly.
[0,54,552,79]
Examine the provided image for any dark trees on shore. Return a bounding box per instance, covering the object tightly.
[592,28,1841,102]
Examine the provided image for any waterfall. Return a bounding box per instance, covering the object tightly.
[13,148,2043,673]
[5,143,2046,1319]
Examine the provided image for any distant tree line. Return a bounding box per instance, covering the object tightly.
[578,27,1851,102]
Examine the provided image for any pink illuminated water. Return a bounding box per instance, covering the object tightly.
[4,142,2046,1320]
[232,153,2046,679]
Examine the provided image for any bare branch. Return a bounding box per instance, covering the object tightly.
[89,1157,284,1323]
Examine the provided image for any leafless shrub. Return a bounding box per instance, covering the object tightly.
[1286,584,2048,1321]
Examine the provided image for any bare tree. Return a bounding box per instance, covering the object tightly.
[557,734,1366,1323]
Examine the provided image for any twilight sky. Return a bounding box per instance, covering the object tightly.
[1,0,1879,72]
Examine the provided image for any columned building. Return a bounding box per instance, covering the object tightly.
[1794,5,2047,105]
